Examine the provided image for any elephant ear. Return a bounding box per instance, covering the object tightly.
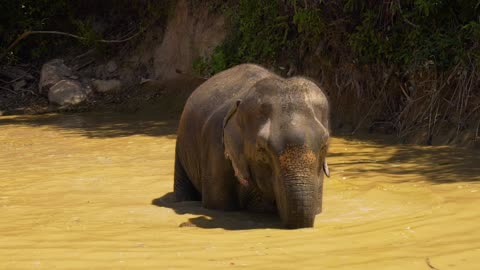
[222,99,241,147]
[222,100,250,186]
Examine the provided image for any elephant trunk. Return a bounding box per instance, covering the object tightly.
[271,145,321,228]
[276,177,318,229]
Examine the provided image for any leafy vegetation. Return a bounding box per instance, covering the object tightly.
[194,0,479,143]
[194,0,479,75]
[1,0,478,142]
[0,0,173,64]
[194,0,327,76]
[347,0,480,70]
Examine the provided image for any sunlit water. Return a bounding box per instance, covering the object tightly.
[1,112,479,269]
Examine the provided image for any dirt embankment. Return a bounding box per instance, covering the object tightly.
[1,0,223,116]
[1,0,478,147]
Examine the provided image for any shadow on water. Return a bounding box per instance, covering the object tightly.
[329,134,480,184]
[0,96,477,184]
[0,110,179,138]
[151,193,283,230]
[0,77,204,138]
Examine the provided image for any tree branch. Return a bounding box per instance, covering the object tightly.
[1,28,145,62]
[397,0,420,28]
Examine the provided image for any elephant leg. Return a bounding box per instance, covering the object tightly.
[201,150,239,211]
[201,176,239,211]
[240,187,276,212]
[173,154,200,201]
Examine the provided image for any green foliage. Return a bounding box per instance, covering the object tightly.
[2,0,477,74]
[349,10,390,64]
[293,8,325,45]
[193,47,228,76]
[0,0,174,64]
[196,0,326,75]
[346,0,480,70]
[194,0,478,75]
[0,0,67,32]
[225,0,287,63]
[0,0,68,62]
[72,18,100,48]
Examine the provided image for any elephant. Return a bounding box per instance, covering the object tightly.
[173,64,330,228]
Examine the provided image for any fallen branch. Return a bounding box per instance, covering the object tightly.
[0,85,16,94]
[73,59,95,71]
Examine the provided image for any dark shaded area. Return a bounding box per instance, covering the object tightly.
[329,134,480,184]
[0,109,179,138]
[1,0,173,63]
[1,96,477,184]
[152,192,282,230]
[0,77,203,138]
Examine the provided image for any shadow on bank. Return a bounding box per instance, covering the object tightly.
[151,192,282,230]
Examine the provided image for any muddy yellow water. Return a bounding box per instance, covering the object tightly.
[1,112,479,270]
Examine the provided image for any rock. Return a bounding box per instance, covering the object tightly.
[39,59,72,94]
[95,64,106,78]
[48,79,88,106]
[92,79,122,93]
[39,58,93,106]
[106,60,118,73]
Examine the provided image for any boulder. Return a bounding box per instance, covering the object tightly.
[92,79,122,93]
[48,79,89,106]
[106,60,118,73]
[39,59,73,94]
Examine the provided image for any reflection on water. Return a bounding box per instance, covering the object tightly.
[1,112,479,269]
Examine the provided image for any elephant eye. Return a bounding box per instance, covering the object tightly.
[259,102,272,115]
[255,146,269,161]
[257,145,267,154]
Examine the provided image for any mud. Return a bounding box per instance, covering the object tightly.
[1,112,479,269]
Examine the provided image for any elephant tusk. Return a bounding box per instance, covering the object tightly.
[323,160,330,177]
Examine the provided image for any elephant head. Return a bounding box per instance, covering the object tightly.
[223,77,330,229]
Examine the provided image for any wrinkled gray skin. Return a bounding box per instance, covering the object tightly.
[174,64,330,229]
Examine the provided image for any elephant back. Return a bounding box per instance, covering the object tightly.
[182,64,275,119]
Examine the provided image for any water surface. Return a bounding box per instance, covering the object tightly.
[1,112,479,269]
